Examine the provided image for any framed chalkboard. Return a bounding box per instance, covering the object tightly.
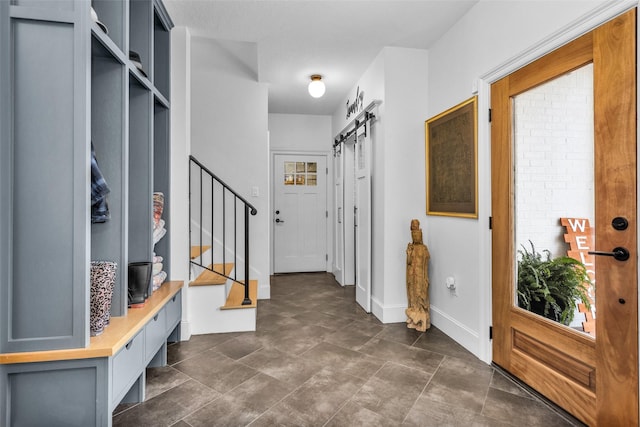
[425,96,478,218]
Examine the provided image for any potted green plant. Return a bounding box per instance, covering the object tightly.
[517,241,592,325]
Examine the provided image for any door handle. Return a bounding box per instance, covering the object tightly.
[588,247,630,261]
[275,218,285,223]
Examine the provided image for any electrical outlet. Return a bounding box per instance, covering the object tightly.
[445,276,455,289]
[446,276,458,297]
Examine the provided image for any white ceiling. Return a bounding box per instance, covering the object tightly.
[164,0,479,115]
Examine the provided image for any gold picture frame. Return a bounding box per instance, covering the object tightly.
[425,96,478,218]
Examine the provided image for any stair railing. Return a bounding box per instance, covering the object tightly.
[189,155,257,305]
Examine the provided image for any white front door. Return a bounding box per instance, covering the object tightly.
[274,154,328,273]
[355,122,372,312]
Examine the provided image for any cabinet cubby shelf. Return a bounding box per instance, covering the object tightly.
[92,0,125,52]
[155,90,170,109]
[153,7,171,100]
[92,24,127,66]
[130,0,152,83]
[129,66,153,90]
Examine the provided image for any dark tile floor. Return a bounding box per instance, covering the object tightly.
[113,272,583,427]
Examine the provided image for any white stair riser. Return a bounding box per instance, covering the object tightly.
[187,284,256,334]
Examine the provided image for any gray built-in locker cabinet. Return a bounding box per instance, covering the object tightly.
[0,0,176,425]
[0,0,172,352]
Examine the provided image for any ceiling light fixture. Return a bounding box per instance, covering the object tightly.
[308,74,325,98]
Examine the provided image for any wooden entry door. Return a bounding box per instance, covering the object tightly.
[491,10,637,426]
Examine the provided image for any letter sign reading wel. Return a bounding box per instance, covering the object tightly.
[560,217,596,336]
[576,236,589,250]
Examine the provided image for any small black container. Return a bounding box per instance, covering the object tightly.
[128,261,152,307]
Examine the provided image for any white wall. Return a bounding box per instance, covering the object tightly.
[426,0,611,361]
[170,26,191,339]
[190,36,271,299]
[379,48,430,319]
[331,47,429,323]
[269,114,332,152]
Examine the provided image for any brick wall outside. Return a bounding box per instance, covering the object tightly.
[514,64,594,259]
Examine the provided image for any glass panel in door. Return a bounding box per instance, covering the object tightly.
[513,64,595,337]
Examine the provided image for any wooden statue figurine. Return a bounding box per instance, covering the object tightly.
[406,219,430,332]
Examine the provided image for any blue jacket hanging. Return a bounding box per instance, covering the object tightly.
[91,143,110,223]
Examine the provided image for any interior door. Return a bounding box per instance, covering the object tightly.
[491,10,637,426]
[355,121,372,312]
[333,146,345,284]
[343,137,356,286]
[274,154,328,273]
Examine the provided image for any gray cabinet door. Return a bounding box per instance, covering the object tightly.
[0,1,90,353]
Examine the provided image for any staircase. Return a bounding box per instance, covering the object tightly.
[188,156,258,334]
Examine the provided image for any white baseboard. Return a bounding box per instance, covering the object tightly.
[430,305,481,359]
[258,283,271,300]
[371,296,407,323]
[332,266,344,286]
[368,299,483,360]
[179,320,192,341]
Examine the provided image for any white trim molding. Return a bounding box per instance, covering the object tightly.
[179,320,191,342]
[431,305,481,357]
[371,296,407,323]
